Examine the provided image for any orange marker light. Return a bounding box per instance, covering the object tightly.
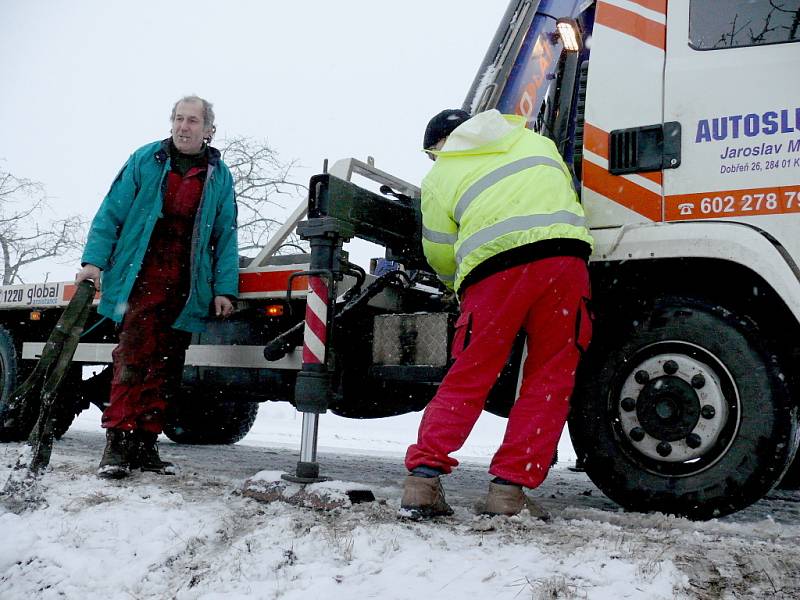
[264,304,285,317]
[30,310,42,321]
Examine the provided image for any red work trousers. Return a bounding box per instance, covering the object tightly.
[405,256,592,489]
[100,282,191,434]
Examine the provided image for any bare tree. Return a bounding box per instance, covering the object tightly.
[715,1,800,48]
[716,13,749,48]
[0,166,86,285]
[218,136,307,257]
[770,0,800,40]
[749,3,781,45]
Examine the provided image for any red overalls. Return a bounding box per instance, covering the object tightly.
[101,163,206,433]
[405,256,592,489]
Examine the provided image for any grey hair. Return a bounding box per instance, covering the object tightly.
[170,95,216,132]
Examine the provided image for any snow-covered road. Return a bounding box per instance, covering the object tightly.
[1,404,799,599]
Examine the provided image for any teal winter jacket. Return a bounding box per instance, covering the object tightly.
[82,139,239,333]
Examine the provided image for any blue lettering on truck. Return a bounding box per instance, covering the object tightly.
[695,108,800,142]
[697,107,800,177]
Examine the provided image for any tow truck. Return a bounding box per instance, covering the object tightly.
[1,0,799,519]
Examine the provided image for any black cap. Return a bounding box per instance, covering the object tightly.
[423,109,471,150]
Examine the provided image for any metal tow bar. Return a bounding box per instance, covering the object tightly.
[1,280,96,510]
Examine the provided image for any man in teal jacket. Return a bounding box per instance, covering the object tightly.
[401,109,593,519]
[76,95,238,479]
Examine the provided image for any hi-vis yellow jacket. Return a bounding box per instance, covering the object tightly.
[421,110,593,293]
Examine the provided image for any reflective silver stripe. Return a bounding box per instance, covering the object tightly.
[422,225,458,245]
[453,156,565,224]
[455,211,586,265]
[436,272,455,283]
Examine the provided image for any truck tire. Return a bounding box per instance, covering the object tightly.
[0,329,88,442]
[49,366,93,440]
[569,296,798,519]
[0,325,28,442]
[50,404,79,440]
[163,387,259,445]
[777,454,800,489]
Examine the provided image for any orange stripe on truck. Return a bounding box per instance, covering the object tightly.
[238,270,308,294]
[638,171,663,185]
[62,270,307,303]
[583,160,662,221]
[596,1,666,50]
[665,185,800,221]
[62,283,101,302]
[62,270,308,301]
[625,0,666,15]
[584,122,609,159]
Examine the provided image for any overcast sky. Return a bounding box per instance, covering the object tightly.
[0,0,508,281]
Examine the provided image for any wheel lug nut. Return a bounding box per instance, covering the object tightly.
[634,370,650,384]
[656,441,673,457]
[691,374,706,389]
[663,360,678,375]
[701,405,716,419]
[621,397,636,412]
[629,427,645,442]
[686,433,702,449]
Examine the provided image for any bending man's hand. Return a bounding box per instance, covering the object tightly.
[214,295,234,318]
[76,264,102,291]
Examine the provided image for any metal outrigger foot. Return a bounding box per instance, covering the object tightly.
[282,411,326,483]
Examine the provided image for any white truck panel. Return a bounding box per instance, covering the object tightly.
[662,0,800,255]
[22,343,303,370]
[592,221,800,322]
[581,0,668,226]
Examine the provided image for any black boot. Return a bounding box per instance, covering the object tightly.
[97,429,130,479]
[129,430,175,474]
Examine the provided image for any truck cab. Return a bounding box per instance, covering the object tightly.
[1,0,797,520]
[467,0,800,518]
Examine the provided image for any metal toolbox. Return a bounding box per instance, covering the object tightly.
[372,313,451,367]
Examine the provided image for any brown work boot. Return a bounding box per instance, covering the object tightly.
[97,429,130,479]
[129,430,176,475]
[399,475,454,519]
[483,482,550,520]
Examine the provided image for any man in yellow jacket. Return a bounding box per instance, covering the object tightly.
[401,109,593,519]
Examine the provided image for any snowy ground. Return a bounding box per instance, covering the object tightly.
[2,403,799,599]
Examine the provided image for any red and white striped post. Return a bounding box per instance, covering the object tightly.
[302,275,329,365]
[296,274,330,473]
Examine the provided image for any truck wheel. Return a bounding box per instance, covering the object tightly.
[0,326,28,442]
[777,454,800,489]
[569,296,797,519]
[51,364,97,440]
[50,405,79,440]
[0,330,89,442]
[163,387,259,445]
